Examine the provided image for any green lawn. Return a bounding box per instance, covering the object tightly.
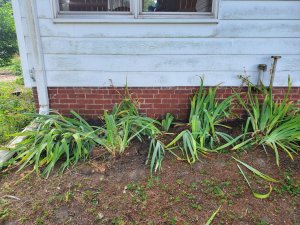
[0,78,34,146]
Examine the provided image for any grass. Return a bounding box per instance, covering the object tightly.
[0,56,22,76]
[0,79,34,145]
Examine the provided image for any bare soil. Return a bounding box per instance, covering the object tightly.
[0,74,17,83]
[0,126,299,225]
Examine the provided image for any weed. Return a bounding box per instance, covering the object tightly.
[35,217,44,225]
[190,182,198,190]
[111,216,126,225]
[274,171,300,196]
[190,203,202,211]
[83,189,101,204]
[169,217,177,225]
[127,182,147,203]
[0,208,10,220]
[256,219,269,225]
[64,191,74,203]
[176,179,184,185]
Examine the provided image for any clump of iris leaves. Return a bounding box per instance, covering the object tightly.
[1,78,299,189]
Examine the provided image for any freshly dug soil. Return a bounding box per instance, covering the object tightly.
[0,127,299,225]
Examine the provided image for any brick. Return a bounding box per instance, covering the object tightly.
[162,98,178,104]
[77,99,94,104]
[68,94,86,99]
[94,99,113,104]
[140,103,153,109]
[32,87,300,120]
[60,99,76,104]
[154,94,171,99]
[144,99,162,104]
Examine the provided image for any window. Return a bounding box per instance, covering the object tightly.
[56,0,217,19]
[59,0,131,12]
[142,0,212,13]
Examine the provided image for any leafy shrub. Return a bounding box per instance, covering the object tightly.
[0,81,34,145]
[233,78,300,165]
[0,1,18,66]
[1,111,102,177]
[10,57,22,76]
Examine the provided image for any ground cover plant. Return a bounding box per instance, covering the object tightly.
[0,79,34,145]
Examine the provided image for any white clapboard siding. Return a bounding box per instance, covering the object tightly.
[37,19,300,38]
[45,71,300,87]
[44,54,300,72]
[220,1,300,20]
[15,0,300,87]
[19,0,53,19]
[41,37,300,55]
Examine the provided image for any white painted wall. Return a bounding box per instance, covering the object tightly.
[15,0,300,87]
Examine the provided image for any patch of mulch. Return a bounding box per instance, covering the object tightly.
[0,126,299,224]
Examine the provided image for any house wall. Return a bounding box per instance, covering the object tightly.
[15,0,300,119]
[32,86,300,120]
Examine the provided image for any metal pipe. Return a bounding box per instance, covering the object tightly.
[270,56,281,90]
[257,64,267,88]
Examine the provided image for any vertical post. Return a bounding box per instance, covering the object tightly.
[270,56,281,90]
[257,64,267,88]
[27,0,49,114]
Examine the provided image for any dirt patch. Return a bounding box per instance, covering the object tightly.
[0,127,299,224]
[0,74,17,83]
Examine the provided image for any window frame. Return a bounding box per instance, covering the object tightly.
[137,0,217,19]
[52,0,219,22]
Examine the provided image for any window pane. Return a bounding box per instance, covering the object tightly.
[59,0,130,12]
[142,0,212,12]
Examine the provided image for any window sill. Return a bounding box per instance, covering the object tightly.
[52,17,219,24]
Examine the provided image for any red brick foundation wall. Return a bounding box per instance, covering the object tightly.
[32,87,300,120]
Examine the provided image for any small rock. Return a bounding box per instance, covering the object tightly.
[97,212,104,220]
[123,186,128,194]
[99,174,105,181]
